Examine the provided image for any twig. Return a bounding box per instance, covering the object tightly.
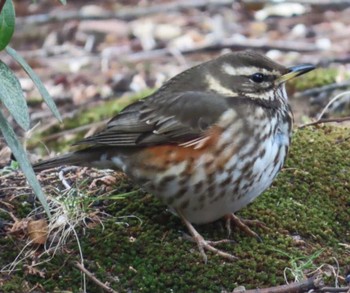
[299,117,350,128]
[317,287,350,292]
[16,0,234,26]
[298,90,350,128]
[74,261,118,293]
[126,39,318,62]
[317,56,350,67]
[294,82,350,98]
[180,39,319,53]
[243,0,350,9]
[240,275,322,293]
[316,91,350,121]
[58,166,79,189]
[237,275,350,293]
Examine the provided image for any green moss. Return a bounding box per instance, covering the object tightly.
[1,126,350,292]
[9,194,35,218]
[289,68,340,91]
[0,275,26,291]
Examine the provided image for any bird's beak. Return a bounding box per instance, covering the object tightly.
[278,64,315,84]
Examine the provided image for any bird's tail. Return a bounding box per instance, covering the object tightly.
[33,148,119,172]
[33,151,91,172]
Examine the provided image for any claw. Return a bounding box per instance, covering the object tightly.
[177,210,237,263]
[225,213,269,241]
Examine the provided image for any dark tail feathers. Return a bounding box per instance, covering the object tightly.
[33,152,87,172]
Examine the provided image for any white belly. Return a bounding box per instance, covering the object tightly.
[182,130,289,224]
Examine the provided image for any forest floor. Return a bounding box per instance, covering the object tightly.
[0,1,349,292]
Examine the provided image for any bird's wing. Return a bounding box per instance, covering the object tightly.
[75,91,229,147]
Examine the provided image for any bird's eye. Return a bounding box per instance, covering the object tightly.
[250,73,265,83]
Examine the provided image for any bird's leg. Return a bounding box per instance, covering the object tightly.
[225,213,268,240]
[177,209,237,263]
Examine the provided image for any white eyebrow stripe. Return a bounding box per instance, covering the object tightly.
[205,74,238,96]
[222,63,280,76]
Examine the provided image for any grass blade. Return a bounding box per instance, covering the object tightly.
[0,60,29,130]
[6,46,62,122]
[0,109,51,217]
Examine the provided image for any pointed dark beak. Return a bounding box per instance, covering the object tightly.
[278,64,316,83]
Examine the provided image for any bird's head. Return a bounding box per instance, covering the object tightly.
[201,51,315,101]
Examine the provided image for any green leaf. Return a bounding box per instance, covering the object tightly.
[6,46,62,122]
[59,0,67,5]
[0,0,15,50]
[0,109,51,217]
[0,60,30,130]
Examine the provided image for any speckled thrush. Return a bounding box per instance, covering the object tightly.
[34,51,315,262]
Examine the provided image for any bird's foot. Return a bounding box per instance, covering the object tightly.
[177,210,237,263]
[225,213,268,240]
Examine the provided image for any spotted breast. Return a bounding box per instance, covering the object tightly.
[119,88,292,224]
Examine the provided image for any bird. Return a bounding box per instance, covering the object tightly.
[33,51,315,262]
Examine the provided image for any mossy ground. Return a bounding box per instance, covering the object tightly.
[288,68,341,91]
[1,126,349,292]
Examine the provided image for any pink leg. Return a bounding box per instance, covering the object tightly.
[225,213,268,239]
[177,210,237,263]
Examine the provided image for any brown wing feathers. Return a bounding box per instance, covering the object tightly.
[76,91,229,147]
[33,91,229,171]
